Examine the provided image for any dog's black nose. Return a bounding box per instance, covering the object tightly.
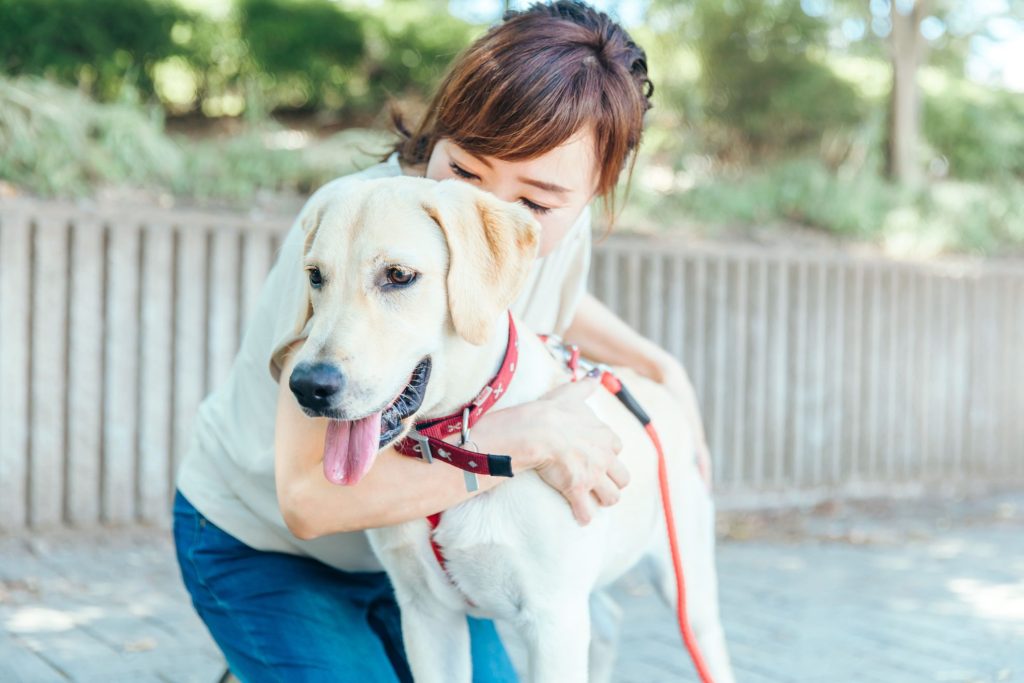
[289,362,345,412]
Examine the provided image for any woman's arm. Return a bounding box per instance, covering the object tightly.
[563,292,713,487]
[275,343,627,539]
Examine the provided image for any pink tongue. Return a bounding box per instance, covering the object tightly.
[323,411,383,486]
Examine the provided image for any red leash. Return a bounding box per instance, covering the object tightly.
[598,371,715,683]
[400,322,715,682]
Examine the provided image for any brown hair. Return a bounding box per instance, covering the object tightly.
[392,1,653,217]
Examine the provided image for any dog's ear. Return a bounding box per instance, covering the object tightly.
[292,200,327,337]
[424,180,540,345]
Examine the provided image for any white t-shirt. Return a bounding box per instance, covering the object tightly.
[175,155,592,572]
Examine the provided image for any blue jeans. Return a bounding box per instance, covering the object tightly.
[173,490,518,682]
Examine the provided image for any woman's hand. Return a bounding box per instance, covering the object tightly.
[564,293,713,491]
[470,378,628,526]
[654,354,713,490]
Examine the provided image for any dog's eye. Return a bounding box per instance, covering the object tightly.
[385,266,417,287]
[307,267,323,289]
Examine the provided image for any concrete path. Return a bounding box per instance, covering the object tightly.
[2,491,1022,682]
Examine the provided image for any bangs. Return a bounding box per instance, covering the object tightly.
[432,20,646,198]
[392,1,652,206]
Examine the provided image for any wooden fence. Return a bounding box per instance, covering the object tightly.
[1,198,1022,530]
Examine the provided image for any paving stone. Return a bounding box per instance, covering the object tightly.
[0,492,1022,681]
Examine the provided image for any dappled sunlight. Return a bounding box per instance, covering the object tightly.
[5,605,103,634]
[262,128,311,151]
[948,578,1024,628]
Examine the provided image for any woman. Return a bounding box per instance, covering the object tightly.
[173,2,711,681]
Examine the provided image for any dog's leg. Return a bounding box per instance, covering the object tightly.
[651,474,736,683]
[587,589,623,683]
[398,599,472,683]
[368,526,473,683]
[516,592,592,683]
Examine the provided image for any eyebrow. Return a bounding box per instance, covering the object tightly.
[518,177,571,195]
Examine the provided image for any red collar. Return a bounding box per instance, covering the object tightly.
[394,312,518,480]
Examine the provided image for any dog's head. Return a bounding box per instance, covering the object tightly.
[287,176,540,485]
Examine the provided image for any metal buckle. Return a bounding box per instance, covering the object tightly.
[541,334,606,378]
[408,430,433,463]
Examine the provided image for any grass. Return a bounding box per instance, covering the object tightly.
[0,74,393,203]
[621,155,1024,256]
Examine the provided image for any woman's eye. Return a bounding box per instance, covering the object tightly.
[386,266,417,287]
[449,162,477,180]
[307,267,323,289]
[520,198,552,215]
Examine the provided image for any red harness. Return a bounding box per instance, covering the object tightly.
[396,316,715,683]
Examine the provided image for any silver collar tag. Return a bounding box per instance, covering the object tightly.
[408,430,433,463]
[460,407,478,492]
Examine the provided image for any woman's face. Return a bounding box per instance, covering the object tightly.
[425,133,599,257]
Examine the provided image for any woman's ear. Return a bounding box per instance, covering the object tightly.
[424,180,540,345]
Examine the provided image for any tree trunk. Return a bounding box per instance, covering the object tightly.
[888,0,929,185]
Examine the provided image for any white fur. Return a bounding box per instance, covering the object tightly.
[300,177,735,682]
[367,322,735,683]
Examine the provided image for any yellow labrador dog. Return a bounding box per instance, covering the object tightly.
[286,176,734,683]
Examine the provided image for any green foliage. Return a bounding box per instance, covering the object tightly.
[693,0,866,152]
[0,0,201,102]
[238,0,364,111]
[923,85,1024,181]
[357,2,478,104]
[0,76,182,195]
[0,74,391,200]
[0,0,473,118]
[634,156,1024,255]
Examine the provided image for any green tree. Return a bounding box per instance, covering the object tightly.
[690,0,865,152]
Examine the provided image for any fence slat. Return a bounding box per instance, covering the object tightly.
[731,258,749,488]
[667,255,685,362]
[644,253,664,345]
[5,198,1024,526]
[66,219,105,526]
[770,259,789,488]
[847,264,865,481]
[0,210,32,531]
[173,228,208,480]
[791,260,809,486]
[102,225,140,523]
[624,249,641,329]
[29,217,69,527]
[710,257,729,484]
[750,258,769,488]
[138,225,175,524]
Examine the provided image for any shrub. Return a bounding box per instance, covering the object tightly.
[694,0,866,153]
[0,74,392,200]
[923,84,1024,181]
[0,0,200,102]
[237,0,365,111]
[0,76,182,195]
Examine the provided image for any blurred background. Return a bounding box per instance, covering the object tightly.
[1,0,1023,255]
[1,1,1023,681]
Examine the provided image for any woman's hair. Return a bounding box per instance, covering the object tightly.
[392,0,653,212]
